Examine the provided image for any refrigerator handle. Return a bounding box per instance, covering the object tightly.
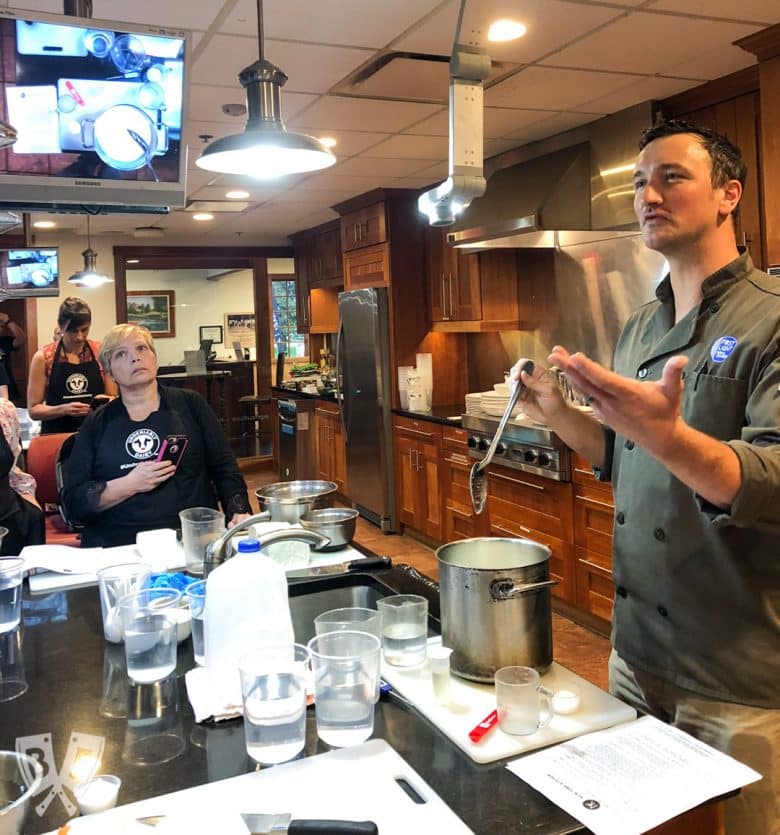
[335,320,348,444]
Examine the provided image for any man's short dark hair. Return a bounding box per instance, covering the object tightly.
[639,119,747,190]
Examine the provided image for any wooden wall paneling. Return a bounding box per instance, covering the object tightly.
[416,331,468,407]
[734,93,764,267]
[758,56,780,266]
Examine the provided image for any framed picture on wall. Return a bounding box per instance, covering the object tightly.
[199,325,223,345]
[127,290,176,338]
[225,312,255,349]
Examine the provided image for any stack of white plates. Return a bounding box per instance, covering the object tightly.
[465,392,482,415]
[481,390,522,418]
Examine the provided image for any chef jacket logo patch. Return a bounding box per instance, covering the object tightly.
[65,372,89,394]
[126,428,160,460]
[710,335,737,363]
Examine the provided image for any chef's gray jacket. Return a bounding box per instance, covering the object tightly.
[598,253,780,708]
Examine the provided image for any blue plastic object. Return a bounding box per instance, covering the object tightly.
[237,538,261,553]
[144,571,200,592]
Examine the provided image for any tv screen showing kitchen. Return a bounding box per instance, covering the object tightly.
[0,247,59,297]
[0,8,189,209]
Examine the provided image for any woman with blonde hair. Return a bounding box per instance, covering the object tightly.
[61,323,250,547]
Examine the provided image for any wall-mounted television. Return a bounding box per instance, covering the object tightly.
[0,247,59,297]
[0,7,190,210]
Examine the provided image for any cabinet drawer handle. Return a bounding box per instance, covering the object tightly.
[444,453,470,465]
[574,467,594,476]
[575,495,614,511]
[493,523,532,537]
[490,471,546,491]
[400,426,435,439]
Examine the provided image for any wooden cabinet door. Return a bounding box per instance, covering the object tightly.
[575,551,614,626]
[451,250,482,321]
[341,202,387,252]
[419,431,442,541]
[318,226,343,281]
[440,426,488,542]
[331,412,347,493]
[426,227,481,322]
[343,244,390,290]
[394,431,422,529]
[426,227,447,322]
[393,416,443,538]
[315,410,332,483]
[294,245,311,333]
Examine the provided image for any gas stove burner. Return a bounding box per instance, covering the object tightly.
[461,413,570,481]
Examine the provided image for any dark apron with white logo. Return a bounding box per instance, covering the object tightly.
[42,340,105,435]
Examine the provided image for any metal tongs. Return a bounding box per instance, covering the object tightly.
[469,361,533,515]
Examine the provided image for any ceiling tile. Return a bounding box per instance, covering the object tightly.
[366,134,447,159]
[402,108,449,137]
[503,110,602,142]
[484,137,524,157]
[649,0,778,24]
[663,45,757,81]
[486,66,644,112]
[219,0,445,48]
[540,11,762,75]
[90,0,225,31]
[286,95,441,133]
[289,129,391,157]
[190,184,285,202]
[572,75,704,115]
[335,156,434,177]
[298,171,388,192]
[338,56,450,104]
[186,87,319,126]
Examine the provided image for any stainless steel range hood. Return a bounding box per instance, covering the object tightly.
[448,102,653,250]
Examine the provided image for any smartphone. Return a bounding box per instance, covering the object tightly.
[156,435,188,467]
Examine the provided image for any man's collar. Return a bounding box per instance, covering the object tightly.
[654,252,752,303]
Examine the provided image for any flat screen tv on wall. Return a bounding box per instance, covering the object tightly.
[0,247,59,297]
[0,7,190,210]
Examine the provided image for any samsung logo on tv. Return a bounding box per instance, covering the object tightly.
[74,180,102,187]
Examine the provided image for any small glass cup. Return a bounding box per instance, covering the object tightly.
[123,673,185,766]
[239,644,310,765]
[0,556,24,633]
[495,666,555,736]
[307,630,380,748]
[0,627,27,702]
[118,588,180,684]
[179,508,225,576]
[97,563,151,643]
[377,594,428,667]
[185,580,206,666]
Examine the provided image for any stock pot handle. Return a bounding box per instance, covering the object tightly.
[490,578,557,600]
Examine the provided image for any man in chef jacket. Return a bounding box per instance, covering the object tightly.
[512,119,779,834]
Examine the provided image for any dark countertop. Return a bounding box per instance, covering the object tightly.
[271,385,339,403]
[393,404,464,425]
[4,557,585,835]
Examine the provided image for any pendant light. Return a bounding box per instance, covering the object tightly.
[195,0,336,179]
[67,215,114,288]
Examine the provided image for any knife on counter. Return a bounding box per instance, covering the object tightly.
[137,813,378,833]
[286,555,391,579]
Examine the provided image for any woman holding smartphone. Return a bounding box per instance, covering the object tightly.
[61,323,251,547]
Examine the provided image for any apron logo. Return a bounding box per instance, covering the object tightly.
[65,372,89,395]
[710,335,737,363]
[126,428,160,460]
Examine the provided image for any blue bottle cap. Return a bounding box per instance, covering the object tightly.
[237,537,261,553]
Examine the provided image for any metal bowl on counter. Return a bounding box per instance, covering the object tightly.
[299,507,359,550]
[254,480,338,524]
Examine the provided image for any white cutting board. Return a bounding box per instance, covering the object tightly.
[45,739,473,835]
[381,638,636,764]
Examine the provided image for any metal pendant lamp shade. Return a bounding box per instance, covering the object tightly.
[67,216,114,288]
[195,0,335,179]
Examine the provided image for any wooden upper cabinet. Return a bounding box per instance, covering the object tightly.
[343,243,390,290]
[293,247,310,334]
[426,226,482,323]
[312,226,343,284]
[341,202,387,252]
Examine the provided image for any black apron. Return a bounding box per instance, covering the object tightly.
[0,335,19,401]
[42,340,104,435]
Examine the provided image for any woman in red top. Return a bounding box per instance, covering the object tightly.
[27,297,117,434]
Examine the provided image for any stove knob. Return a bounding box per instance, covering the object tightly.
[477,438,489,452]
[467,436,479,449]
[523,449,537,463]
[495,443,506,455]
[538,452,551,467]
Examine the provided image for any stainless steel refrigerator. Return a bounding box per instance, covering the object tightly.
[336,287,396,532]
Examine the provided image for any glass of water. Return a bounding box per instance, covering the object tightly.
[307,630,380,748]
[185,580,206,666]
[0,556,24,633]
[239,644,310,765]
[118,588,180,684]
[377,594,428,667]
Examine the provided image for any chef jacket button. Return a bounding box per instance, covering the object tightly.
[625,440,634,450]
[653,527,666,541]
[617,586,627,598]
[657,604,669,617]
[637,368,648,379]
[710,302,720,313]
[616,511,625,525]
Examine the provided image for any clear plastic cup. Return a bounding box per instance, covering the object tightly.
[495,666,555,736]
[97,563,151,643]
[239,644,310,765]
[118,588,180,684]
[313,607,381,638]
[179,508,225,576]
[0,557,24,633]
[0,627,27,702]
[308,630,380,748]
[185,580,206,666]
[377,594,428,667]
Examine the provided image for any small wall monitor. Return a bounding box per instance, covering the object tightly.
[0,7,190,210]
[0,247,59,297]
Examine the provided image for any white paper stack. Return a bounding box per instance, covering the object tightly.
[464,392,482,415]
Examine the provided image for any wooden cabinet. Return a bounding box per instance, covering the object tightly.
[486,464,576,604]
[292,221,343,333]
[314,401,346,493]
[294,249,310,334]
[309,288,339,334]
[572,452,615,626]
[343,243,390,290]
[341,202,387,252]
[393,415,443,541]
[440,425,489,542]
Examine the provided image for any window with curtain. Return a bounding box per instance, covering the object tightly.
[271,279,306,358]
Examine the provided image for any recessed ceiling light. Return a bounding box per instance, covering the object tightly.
[488,19,527,42]
[226,190,250,199]
[33,220,56,229]
[192,212,214,221]
[319,136,337,149]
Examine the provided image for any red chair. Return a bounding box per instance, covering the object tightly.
[25,433,81,546]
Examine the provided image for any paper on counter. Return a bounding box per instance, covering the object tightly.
[507,715,761,835]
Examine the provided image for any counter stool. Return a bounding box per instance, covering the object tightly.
[237,395,271,456]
